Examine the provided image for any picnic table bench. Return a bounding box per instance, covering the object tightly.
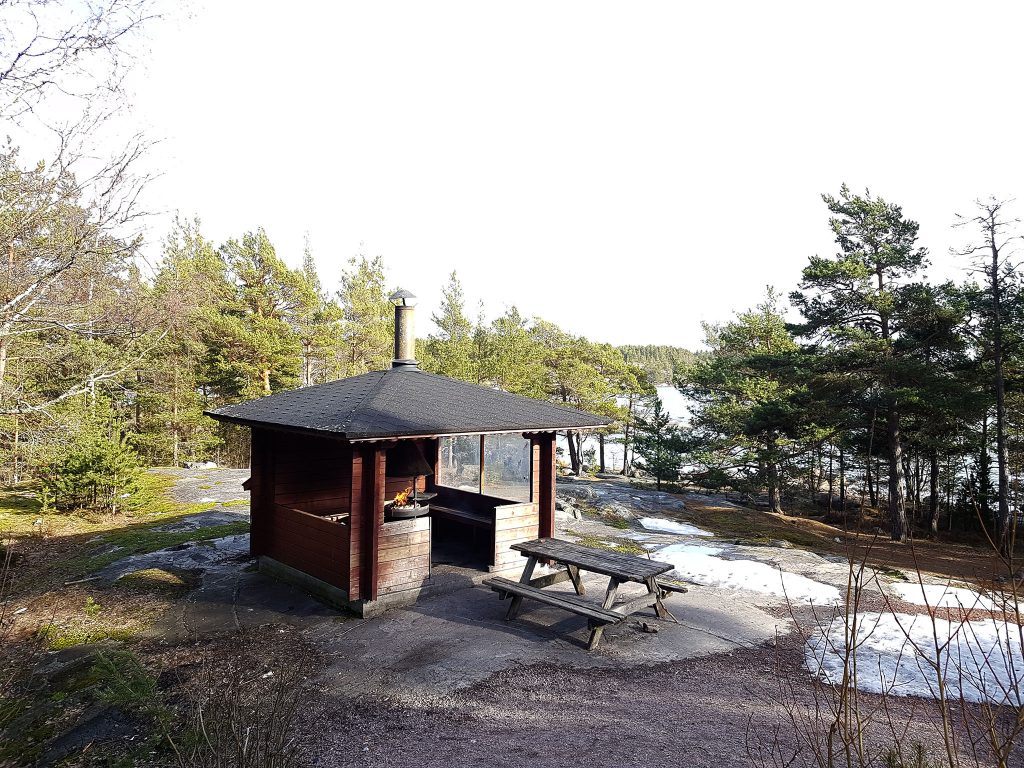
[482,537,687,650]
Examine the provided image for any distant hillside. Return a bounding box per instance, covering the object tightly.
[618,344,696,384]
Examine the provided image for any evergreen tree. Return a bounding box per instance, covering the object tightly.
[633,398,686,490]
[425,271,475,381]
[202,229,308,400]
[336,253,393,375]
[683,290,807,513]
[791,185,928,541]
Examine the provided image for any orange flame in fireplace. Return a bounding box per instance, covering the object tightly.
[394,487,413,506]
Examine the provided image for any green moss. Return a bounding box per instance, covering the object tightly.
[571,498,632,530]
[0,488,43,535]
[115,567,200,596]
[879,567,909,582]
[221,499,249,508]
[682,505,827,551]
[38,624,139,650]
[604,513,631,530]
[127,472,211,519]
[71,520,250,575]
[0,647,162,764]
[570,533,646,555]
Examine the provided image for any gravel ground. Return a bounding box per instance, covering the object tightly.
[121,471,1024,767]
[300,633,1006,768]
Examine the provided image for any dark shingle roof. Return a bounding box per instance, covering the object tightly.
[205,368,611,440]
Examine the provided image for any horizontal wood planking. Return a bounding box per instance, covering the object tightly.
[266,546,344,588]
[494,522,540,545]
[269,526,348,565]
[266,503,348,588]
[272,504,347,535]
[273,496,350,513]
[379,529,430,548]
[494,502,538,520]
[381,517,430,536]
[378,542,430,563]
[495,511,538,530]
[493,548,528,566]
[266,546,344,582]
[378,565,431,594]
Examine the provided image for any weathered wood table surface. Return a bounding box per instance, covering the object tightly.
[483,537,685,650]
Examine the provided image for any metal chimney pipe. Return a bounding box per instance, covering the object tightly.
[389,290,418,369]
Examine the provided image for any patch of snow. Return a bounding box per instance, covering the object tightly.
[889,582,996,611]
[657,543,840,605]
[806,611,1024,705]
[198,497,216,503]
[639,517,713,537]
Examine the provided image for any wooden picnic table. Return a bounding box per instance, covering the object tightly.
[482,537,687,650]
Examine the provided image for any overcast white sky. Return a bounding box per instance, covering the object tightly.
[120,1,1024,348]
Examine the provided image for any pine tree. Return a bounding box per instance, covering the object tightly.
[336,254,393,375]
[683,290,806,513]
[791,186,928,541]
[633,398,686,490]
[426,271,475,381]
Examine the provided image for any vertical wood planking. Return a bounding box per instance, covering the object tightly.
[360,444,387,602]
[348,450,364,600]
[249,429,274,556]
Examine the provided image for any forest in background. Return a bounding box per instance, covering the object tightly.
[2,1,1022,547]
[5,126,1024,547]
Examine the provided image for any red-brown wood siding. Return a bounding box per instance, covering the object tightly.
[359,444,387,601]
[248,428,274,556]
[264,504,349,588]
[271,433,353,516]
[348,450,364,600]
[532,432,556,538]
[248,429,355,591]
[378,516,431,595]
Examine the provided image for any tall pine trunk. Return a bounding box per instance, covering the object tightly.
[767,461,783,514]
[990,238,1012,548]
[887,401,908,542]
[566,430,581,475]
[838,446,846,511]
[929,448,940,535]
[979,413,991,527]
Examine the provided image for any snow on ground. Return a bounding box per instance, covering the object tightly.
[889,582,996,611]
[657,543,841,605]
[806,611,1024,705]
[639,517,713,537]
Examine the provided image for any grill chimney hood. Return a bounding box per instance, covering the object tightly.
[389,289,418,369]
[385,441,434,478]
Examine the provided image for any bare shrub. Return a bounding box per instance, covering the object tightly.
[752,529,1024,768]
[163,630,318,768]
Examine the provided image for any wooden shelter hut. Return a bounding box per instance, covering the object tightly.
[206,292,610,616]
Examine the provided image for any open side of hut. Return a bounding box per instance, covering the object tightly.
[205,292,610,617]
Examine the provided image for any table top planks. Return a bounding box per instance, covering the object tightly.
[511,537,673,582]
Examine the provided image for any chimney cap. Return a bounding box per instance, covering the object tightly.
[389,289,416,306]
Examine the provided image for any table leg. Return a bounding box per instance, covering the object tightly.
[644,576,670,620]
[587,577,621,650]
[566,564,585,596]
[506,556,538,620]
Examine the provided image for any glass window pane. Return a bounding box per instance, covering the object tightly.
[437,435,481,492]
[482,434,532,502]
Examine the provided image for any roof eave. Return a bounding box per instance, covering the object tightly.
[204,409,610,442]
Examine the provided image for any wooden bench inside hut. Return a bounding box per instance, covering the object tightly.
[206,290,610,617]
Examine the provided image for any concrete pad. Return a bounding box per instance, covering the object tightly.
[307,569,786,700]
